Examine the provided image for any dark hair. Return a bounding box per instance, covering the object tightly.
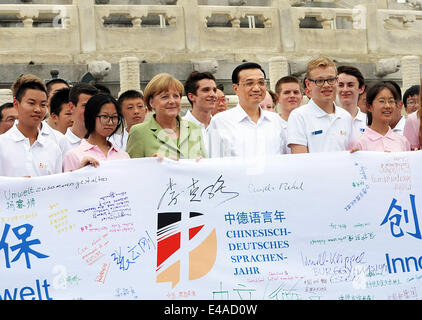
[366,81,400,126]
[337,65,365,89]
[69,83,99,106]
[45,78,70,95]
[403,85,420,108]
[383,80,402,101]
[50,88,70,116]
[231,62,266,84]
[117,89,146,109]
[184,71,216,106]
[268,90,279,105]
[84,93,122,139]
[0,102,13,121]
[275,75,301,95]
[217,83,224,91]
[95,84,111,95]
[12,74,48,102]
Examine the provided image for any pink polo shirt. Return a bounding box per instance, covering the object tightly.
[63,139,130,172]
[403,111,420,149]
[353,127,410,152]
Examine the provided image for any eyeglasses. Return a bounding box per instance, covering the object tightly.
[376,99,396,106]
[307,77,338,87]
[216,97,229,103]
[406,100,419,107]
[239,80,267,88]
[96,114,120,125]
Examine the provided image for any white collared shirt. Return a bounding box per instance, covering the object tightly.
[287,99,353,153]
[207,104,287,158]
[64,127,82,150]
[0,123,62,177]
[183,109,210,153]
[41,120,73,155]
[109,128,129,151]
[392,115,406,135]
[280,117,291,154]
[350,107,368,144]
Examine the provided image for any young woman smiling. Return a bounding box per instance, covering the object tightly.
[63,93,129,172]
[352,82,410,152]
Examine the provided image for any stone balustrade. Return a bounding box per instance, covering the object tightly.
[0,1,421,64]
[0,4,79,63]
[289,6,368,55]
[377,8,422,54]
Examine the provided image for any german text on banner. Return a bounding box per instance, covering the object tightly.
[0,151,421,300]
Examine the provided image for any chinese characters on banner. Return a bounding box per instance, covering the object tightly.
[0,152,421,300]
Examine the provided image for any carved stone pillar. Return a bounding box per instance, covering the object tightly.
[73,0,96,53]
[119,57,141,97]
[401,55,421,93]
[269,56,289,91]
[0,89,13,105]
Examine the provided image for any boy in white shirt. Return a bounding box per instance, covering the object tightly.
[109,89,148,150]
[287,56,353,153]
[275,76,304,153]
[183,71,218,153]
[65,83,99,149]
[0,74,62,177]
[336,65,367,143]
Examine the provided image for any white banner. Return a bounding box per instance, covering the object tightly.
[0,151,421,300]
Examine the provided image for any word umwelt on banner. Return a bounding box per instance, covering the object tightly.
[0,151,421,300]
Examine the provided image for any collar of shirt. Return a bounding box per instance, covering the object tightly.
[233,103,270,125]
[392,115,406,132]
[65,127,82,144]
[40,120,55,136]
[309,99,345,119]
[183,109,211,129]
[8,122,47,146]
[79,138,119,153]
[354,107,367,122]
[365,127,395,141]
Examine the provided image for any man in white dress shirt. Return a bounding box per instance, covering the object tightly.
[207,62,287,158]
[183,71,217,153]
[287,56,353,153]
[336,65,367,144]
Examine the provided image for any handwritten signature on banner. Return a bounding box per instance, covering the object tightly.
[111,230,155,271]
[157,175,240,210]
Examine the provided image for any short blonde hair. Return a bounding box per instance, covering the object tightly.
[306,56,337,79]
[143,73,184,109]
[11,74,47,102]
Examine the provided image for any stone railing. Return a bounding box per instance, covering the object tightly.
[196,5,280,54]
[0,1,422,64]
[0,4,79,63]
[94,4,184,55]
[289,6,368,55]
[377,9,422,55]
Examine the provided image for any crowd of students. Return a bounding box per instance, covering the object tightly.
[0,55,420,177]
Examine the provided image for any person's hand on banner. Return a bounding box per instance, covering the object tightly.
[77,156,100,169]
[152,153,179,162]
[348,147,360,153]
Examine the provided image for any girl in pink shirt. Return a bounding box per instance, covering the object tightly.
[353,82,410,152]
[403,103,421,150]
[63,93,130,172]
